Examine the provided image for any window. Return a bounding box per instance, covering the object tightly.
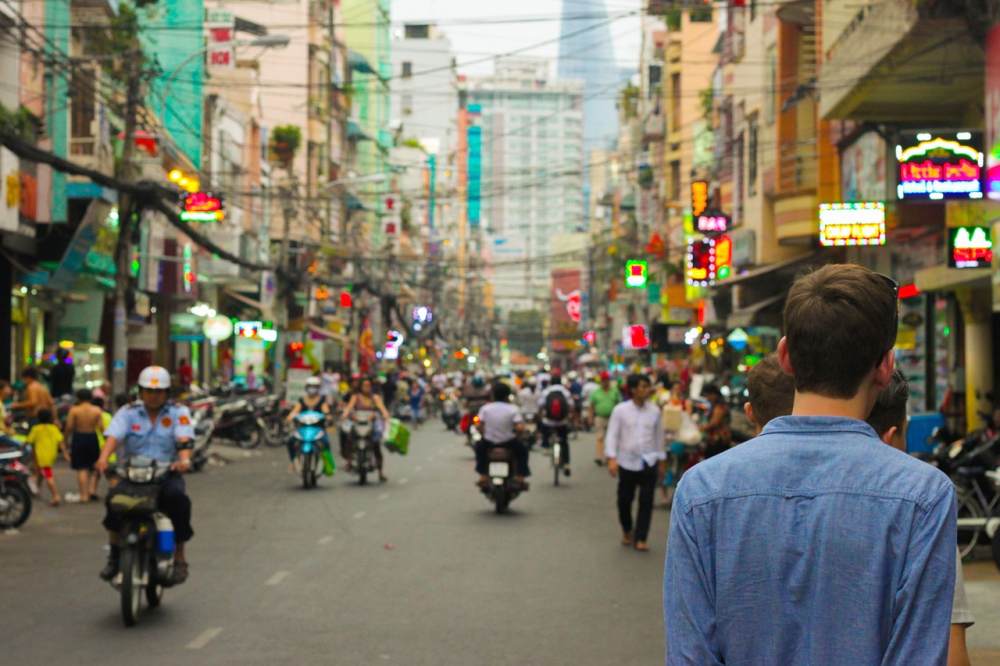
[670,73,681,132]
[690,4,712,22]
[648,64,662,96]
[748,114,758,196]
[669,160,680,201]
[765,46,776,124]
[71,67,96,139]
[401,93,413,115]
[401,61,412,78]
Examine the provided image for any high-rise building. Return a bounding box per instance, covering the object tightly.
[464,57,585,314]
[557,0,621,153]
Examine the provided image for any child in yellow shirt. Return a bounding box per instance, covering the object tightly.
[27,409,66,506]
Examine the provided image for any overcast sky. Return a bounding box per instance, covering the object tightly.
[390,0,642,77]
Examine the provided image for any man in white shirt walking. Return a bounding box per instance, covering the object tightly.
[605,373,665,552]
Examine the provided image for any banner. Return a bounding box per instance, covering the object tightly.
[987,24,1000,199]
[550,269,581,352]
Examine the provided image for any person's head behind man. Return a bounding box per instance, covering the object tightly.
[745,354,795,435]
[491,381,512,403]
[778,264,897,416]
[627,373,651,405]
[866,369,909,451]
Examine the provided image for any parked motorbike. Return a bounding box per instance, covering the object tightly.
[349,412,379,485]
[189,410,214,472]
[210,397,262,449]
[292,410,328,489]
[0,448,32,529]
[442,396,461,431]
[480,442,526,514]
[106,457,178,627]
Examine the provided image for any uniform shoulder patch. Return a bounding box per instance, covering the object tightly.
[131,423,142,432]
[161,417,172,427]
[178,415,190,425]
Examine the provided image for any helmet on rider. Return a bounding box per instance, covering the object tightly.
[568,370,578,381]
[471,373,486,389]
[305,376,322,395]
[137,365,171,390]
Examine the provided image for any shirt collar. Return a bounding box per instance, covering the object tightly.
[761,415,879,439]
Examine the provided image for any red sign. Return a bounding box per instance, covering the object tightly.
[183,192,223,213]
[551,269,582,351]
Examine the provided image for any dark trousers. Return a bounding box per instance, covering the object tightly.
[617,465,658,542]
[475,439,531,477]
[541,424,570,464]
[103,474,194,543]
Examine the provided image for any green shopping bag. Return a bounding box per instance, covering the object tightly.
[321,448,336,476]
[384,418,410,455]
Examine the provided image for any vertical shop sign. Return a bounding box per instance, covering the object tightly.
[466,105,482,228]
[987,24,1000,200]
[550,269,581,351]
[205,9,235,68]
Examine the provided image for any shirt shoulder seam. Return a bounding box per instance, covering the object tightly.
[681,487,940,513]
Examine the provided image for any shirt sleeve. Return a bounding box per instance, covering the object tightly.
[604,407,620,459]
[173,406,195,440]
[882,485,956,665]
[951,547,975,626]
[105,407,130,440]
[664,497,724,665]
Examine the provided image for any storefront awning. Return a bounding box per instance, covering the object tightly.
[224,289,270,316]
[914,265,992,293]
[726,292,786,330]
[716,252,817,288]
[307,323,347,343]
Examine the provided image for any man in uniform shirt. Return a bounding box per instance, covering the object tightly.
[604,373,664,552]
[96,366,195,585]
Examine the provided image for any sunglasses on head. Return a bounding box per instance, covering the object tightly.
[875,272,899,353]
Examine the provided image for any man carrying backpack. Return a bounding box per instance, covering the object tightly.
[537,369,574,477]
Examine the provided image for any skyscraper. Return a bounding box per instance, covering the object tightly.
[557,0,621,153]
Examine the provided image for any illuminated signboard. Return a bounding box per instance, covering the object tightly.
[624,259,648,288]
[621,324,650,350]
[896,131,983,200]
[180,191,226,222]
[948,226,993,269]
[696,211,730,233]
[686,235,732,286]
[691,180,708,217]
[818,202,886,247]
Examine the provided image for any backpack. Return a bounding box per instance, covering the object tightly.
[544,389,569,421]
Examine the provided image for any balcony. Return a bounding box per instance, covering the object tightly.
[818,0,983,122]
[69,136,114,176]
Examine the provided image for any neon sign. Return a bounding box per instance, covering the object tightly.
[696,211,730,233]
[896,131,983,200]
[180,191,226,222]
[691,180,708,217]
[624,260,648,288]
[819,202,886,246]
[686,235,732,286]
[621,324,650,350]
[948,226,993,269]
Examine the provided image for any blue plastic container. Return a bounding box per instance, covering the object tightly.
[154,513,176,555]
[907,412,945,455]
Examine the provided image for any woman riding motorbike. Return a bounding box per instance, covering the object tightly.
[341,377,391,482]
[285,377,333,472]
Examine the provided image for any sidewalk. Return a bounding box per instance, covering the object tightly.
[964,558,1000,663]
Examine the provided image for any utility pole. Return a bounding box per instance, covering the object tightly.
[273,173,296,389]
[111,57,141,396]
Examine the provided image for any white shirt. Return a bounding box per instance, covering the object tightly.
[536,384,573,426]
[518,387,537,416]
[477,401,523,443]
[582,381,599,400]
[604,399,666,472]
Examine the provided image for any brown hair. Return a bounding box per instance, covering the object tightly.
[866,369,909,437]
[746,353,795,427]
[783,264,897,398]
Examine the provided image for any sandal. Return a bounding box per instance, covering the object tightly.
[49,497,61,507]
[635,542,650,552]
[621,531,634,546]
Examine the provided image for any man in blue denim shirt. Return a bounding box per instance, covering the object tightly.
[664,265,956,665]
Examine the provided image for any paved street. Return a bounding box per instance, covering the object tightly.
[6,422,1000,665]
[2,423,668,665]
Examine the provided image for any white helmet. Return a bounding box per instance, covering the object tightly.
[305,377,321,394]
[138,365,171,390]
[568,371,579,380]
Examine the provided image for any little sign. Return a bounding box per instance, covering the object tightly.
[818,202,885,247]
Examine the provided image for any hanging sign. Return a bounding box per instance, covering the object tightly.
[691,180,708,217]
[818,202,886,246]
[696,211,730,233]
[180,192,225,222]
[896,131,983,200]
[948,226,993,268]
[203,315,233,342]
[686,235,732,286]
[624,259,648,288]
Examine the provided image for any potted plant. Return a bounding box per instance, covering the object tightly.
[270,124,302,166]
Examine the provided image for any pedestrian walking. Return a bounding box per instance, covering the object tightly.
[588,371,620,466]
[177,358,193,391]
[10,366,55,421]
[49,348,75,399]
[26,408,65,506]
[604,373,664,552]
[64,388,104,503]
[664,264,957,664]
[246,364,258,390]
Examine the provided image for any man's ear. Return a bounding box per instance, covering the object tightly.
[777,337,794,376]
[744,401,756,427]
[873,350,895,391]
[879,425,901,449]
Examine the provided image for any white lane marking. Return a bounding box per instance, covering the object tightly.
[398,478,409,485]
[353,511,366,520]
[266,570,290,586]
[187,627,223,650]
[378,493,390,501]
[318,535,333,545]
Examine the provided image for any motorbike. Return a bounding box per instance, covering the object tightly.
[106,457,178,627]
[349,412,379,485]
[480,441,526,514]
[291,410,328,489]
[210,396,263,449]
[442,395,461,431]
[0,447,32,529]
[189,410,214,472]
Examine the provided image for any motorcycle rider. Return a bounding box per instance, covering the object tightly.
[341,377,391,482]
[537,369,574,476]
[462,373,491,420]
[285,376,334,472]
[475,382,530,489]
[95,366,194,585]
